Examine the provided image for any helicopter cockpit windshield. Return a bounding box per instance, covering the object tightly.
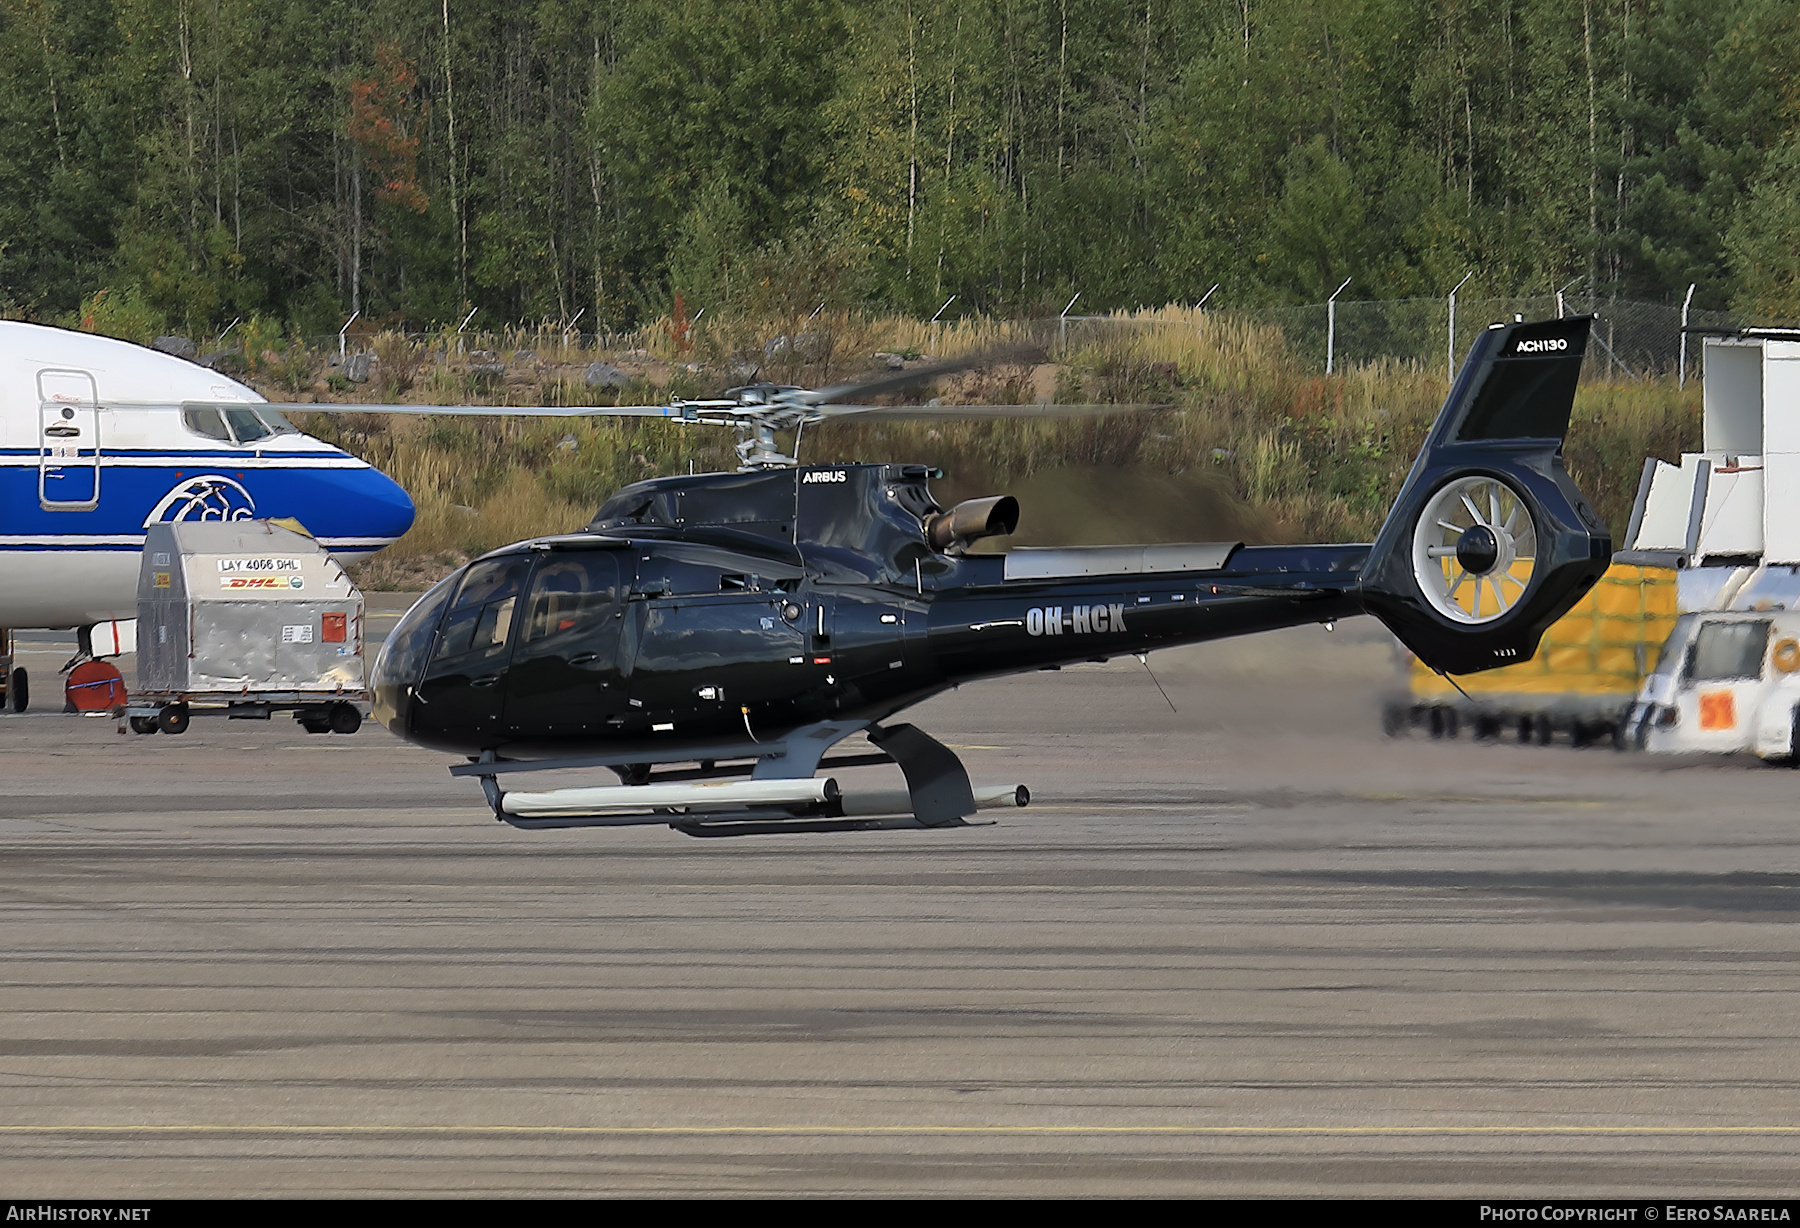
[368,571,458,733]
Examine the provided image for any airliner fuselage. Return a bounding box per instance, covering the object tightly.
[0,322,415,628]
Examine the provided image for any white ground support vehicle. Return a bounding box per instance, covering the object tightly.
[1624,607,1800,760]
[1619,330,1800,577]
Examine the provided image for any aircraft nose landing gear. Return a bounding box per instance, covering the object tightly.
[0,631,25,713]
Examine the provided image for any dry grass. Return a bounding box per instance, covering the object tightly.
[261,306,1699,588]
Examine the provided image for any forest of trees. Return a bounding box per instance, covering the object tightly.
[4,0,1799,341]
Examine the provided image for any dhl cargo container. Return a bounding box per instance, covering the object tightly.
[126,519,368,735]
[1382,563,1679,746]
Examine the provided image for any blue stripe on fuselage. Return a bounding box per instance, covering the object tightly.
[0,448,356,460]
[0,455,415,545]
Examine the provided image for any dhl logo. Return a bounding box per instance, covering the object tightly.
[220,576,303,590]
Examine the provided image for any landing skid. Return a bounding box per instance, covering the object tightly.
[448,719,1027,837]
[510,813,991,837]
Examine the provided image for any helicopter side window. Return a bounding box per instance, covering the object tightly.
[521,553,620,645]
[641,558,736,596]
[182,407,233,441]
[437,556,532,658]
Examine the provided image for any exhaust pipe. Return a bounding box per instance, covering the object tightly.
[926,495,1019,551]
[501,776,839,819]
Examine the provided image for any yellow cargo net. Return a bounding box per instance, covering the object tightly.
[1430,558,1535,621]
[1410,563,1679,697]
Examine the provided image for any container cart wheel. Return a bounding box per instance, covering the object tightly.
[156,704,190,735]
[1517,715,1533,743]
[1380,702,1405,738]
[129,716,157,735]
[1443,708,1460,739]
[328,703,362,735]
[298,711,332,734]
[1428,707,1446,739]
[9,667,26,713]
[1537,717,1555,746]
[1473,715,1499,741]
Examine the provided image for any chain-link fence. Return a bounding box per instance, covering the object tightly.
[1236,293,1775,383]
[276,293,1777,384]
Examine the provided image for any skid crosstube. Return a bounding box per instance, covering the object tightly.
[450,718,988,836]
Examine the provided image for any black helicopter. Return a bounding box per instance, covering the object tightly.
[276,314,1609,835]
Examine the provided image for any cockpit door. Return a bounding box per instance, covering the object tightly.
[37,368,101,510]
[503,550,628,737]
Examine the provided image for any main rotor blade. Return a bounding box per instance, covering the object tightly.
[135,397,1169,423]
[809,401,1172,420]
[181,401,734,419]
[803,342,1046,406]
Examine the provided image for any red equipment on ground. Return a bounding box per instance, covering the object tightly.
[66,660,126,712]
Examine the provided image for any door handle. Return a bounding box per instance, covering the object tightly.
[568,653,598,666]
[470,674,500,688]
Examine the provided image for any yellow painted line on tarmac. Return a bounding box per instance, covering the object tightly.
[1,1124,1799,1136]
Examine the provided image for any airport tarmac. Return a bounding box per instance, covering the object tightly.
[3,615,1800,1196]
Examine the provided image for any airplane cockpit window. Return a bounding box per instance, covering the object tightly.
[521,553,620,646]
[437,556,532,658]
[224,407,274,443]
[253,407,297,436]
[181,405,297,444]
[182,407,233,441]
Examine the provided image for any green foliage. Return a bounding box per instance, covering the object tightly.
[1727,139,1800,318]
[667,178,751,309]
[2,0,1798,335]
[67,287,165,345]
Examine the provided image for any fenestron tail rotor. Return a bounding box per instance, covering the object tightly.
[1410,474,1538,625]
